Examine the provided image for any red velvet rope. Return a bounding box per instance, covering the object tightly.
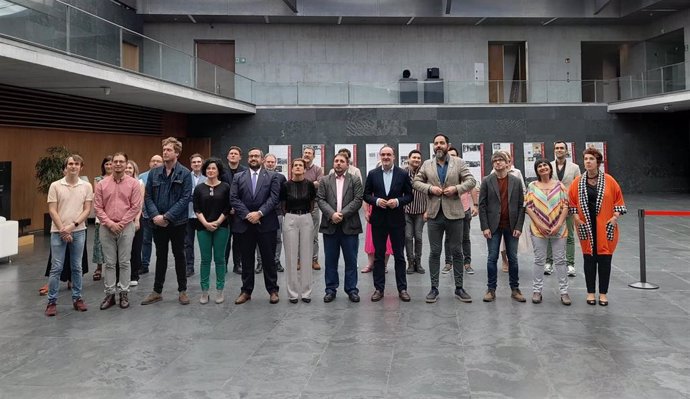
[643,210,690,217]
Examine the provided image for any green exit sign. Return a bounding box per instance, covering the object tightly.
[235,57,246,64]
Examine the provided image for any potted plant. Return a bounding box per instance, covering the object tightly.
[35,146,72,234]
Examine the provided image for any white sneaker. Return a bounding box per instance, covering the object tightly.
[200,292,209,304]
[130,280,138,287]
[544,263,553,275]
[567,265,576,277]
[215,290,225,304]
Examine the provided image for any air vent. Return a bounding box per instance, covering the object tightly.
[0,84,163,135]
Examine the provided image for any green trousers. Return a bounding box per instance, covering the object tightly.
[197,227,229,291]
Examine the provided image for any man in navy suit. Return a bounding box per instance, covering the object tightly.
[364,145,414,302]
[230,148,282,305]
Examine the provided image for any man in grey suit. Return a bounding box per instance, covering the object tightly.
[478,151,526,303]
[316,153,364,303]
[413,133,476,303]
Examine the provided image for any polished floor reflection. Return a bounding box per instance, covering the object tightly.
[0,194,688,399]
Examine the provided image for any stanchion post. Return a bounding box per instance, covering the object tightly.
[629,209,659,290]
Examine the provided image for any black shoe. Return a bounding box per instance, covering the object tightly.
[416,265,426,274]
[323,292,336,303]
[406,261,415,274]
[289,298,298,304]
[301,298,311,303]
[186,269,194,277]
[233,265,242,275]
[348,292,360,303]
[141,267,149,274]
[276,263,285,272]
[454,287,472,303]
[425,287,439,303]
[255,265,263,274]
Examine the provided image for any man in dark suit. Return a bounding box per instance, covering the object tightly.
[221,146,248,275]
[316,153,364,303]
[364,145,414,302]
[230,148,281,305]
[478,151,526,303]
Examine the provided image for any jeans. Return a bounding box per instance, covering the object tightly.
[152,223,187,294]
[323,227,359,295]
[428,211,464,288]
[100,223,135,295]
[282,213,313,299]
[48,230,86,303]
[197,226,229,291]
[184,219,197,273]
[546,216,575,266]
[445,210,472,265]
[531,234,568,294]
[486,227,520,290]
[141,218,153,270]
[405,213,425,266]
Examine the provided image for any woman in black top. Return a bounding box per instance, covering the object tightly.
[281,158,317,303]
[193,158,231,304]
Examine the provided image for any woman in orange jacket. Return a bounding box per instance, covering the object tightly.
[568,147,626,306]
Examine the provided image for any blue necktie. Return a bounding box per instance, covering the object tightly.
[251,172,258,195]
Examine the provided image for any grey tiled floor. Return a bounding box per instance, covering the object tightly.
[0,194,688,399]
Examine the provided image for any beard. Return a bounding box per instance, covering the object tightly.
[435,149,445,159]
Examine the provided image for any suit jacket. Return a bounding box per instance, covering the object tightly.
[550,160,581,189]
[363,166,413,228]
[229,168,280,233]
[478,173,525,232]
[316,172,364,235]
[412,155,476,219]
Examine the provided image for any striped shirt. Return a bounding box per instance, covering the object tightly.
[525,181,569,238]
[405,167,427,215]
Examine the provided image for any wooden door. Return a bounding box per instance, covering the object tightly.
[488,44,504,103]
[195,41,235,97]
[122,42,139,72]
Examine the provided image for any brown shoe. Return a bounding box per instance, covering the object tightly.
[532,292,542,304]
[560,293,572,306]
[483,289,496,302]
[235,292,251,305]
[100,294,116,310]
[45,302,57,317]
[312,260,321,270]
[141,292,162,305]
[371,290,384,302]
[72,298,88,312]
[119,292,130,309]
[179,291,190,305]
[269,292,279,304]
[511,288,526,302]
[399,290,411,302]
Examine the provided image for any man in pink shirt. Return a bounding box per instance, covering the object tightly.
[94,152,143,310]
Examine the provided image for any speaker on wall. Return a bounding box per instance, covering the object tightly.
[427,67,440,79]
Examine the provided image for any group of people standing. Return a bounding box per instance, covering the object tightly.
[43,134,626,316]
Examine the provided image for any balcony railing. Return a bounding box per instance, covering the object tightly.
[0,0,255,103]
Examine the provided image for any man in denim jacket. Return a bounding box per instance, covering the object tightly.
[141,137,193,306]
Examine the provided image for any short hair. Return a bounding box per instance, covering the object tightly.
[112,152,128,162]
[408,149,422,158]
[100,155,113,176]
[161,137,182,154]
[247,147,263,157]
[583,147,603,166]
[334,153,348,162]
[379,145,394,155]
[127,160,140,177]
[227,146,242,155]
[337,148,352,159]
[491,151,509,163]
[189,153,203,161]
[433,133,450,144]
[303,146,315,155]
[533,159,553,182]
[264,153,276,161]
[201,157,226,178]
[554,141,567,148]
[65,154,84,168]
[292,158,306,168]
[500,150,512,161]
[447,146,459,156]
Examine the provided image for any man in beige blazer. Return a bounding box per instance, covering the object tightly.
[413,133,476,303]
[547,141,581,277]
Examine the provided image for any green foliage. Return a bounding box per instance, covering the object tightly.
[34,146,72,194]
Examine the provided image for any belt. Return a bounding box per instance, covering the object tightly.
[287,210,310,215]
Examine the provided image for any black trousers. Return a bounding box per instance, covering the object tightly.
[225,232,243,269]
[152,223,187,294]
[239,225,278,295]
[372,225,407,292]
[583,254,612,294]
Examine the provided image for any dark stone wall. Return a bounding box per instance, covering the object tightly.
[189,105,690,193]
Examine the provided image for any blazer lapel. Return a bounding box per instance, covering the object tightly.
[489,175,501,202]
[507,175,515,203]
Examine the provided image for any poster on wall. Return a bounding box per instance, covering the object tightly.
[523,142,545,181]
[491,142,514,160]
[366,143,386,173]
[268,145,291,179]
[461,143,485,179]
[334,144,357,167]
[429,143,435,159]
[399,143,420,168]
[302,144,325,170]
[585,141,608,173]
[553,142,576,163]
